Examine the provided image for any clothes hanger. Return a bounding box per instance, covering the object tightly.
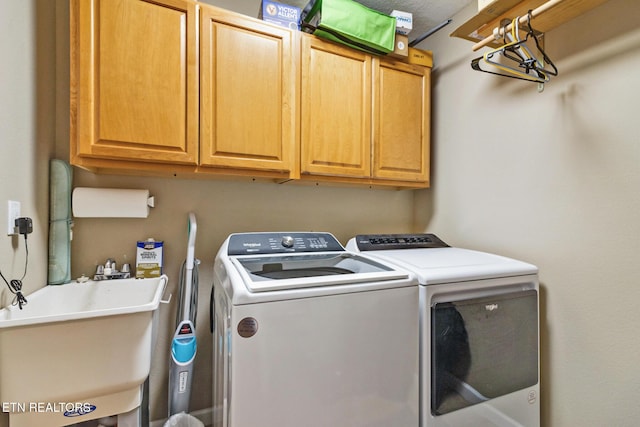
[501,12,558,77]
[522,10,558,77]
[500,16,543,73]
[494,11,559,92]
[477,17,549,83]
[470,16,549,83]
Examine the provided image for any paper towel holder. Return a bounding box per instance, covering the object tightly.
[72,187,155,218]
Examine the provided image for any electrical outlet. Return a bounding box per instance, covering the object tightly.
[7,200,20,235]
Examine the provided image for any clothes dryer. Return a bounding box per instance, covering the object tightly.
[347,234,540,427]
[211,232,419,427]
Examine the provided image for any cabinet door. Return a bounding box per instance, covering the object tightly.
[72,0,198,164]
[373,59,430,183]
[200,8,296,173]
[300,36,372,178]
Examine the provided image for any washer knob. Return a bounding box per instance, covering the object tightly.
[281,235,294,248]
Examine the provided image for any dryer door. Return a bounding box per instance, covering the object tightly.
[431,289,538,416]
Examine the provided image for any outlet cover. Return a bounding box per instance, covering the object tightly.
[7,200,20,235]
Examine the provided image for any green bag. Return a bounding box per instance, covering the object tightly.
[301,0,396,55]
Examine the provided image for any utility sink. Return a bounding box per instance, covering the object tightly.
[0,275,168,426]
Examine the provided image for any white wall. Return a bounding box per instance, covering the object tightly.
[0,1,55,426]
[0,0,53,302]
[416,0,640,425]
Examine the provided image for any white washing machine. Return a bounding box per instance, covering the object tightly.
[347,234,540,427]
[210,232,419,427]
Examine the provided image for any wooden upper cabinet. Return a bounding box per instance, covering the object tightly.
[71,0,198,165]
[300,36,372,178]
[69,0,430,187]
[300,35,430,186]
[373,59,430,183]
[199,7,296,173]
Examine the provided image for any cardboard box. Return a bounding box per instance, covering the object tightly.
[390,10,413,35]
[407,47,433,68]
[388,33,409,58]
[259,0,301,30]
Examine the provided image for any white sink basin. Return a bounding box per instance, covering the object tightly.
[0,275,168,426]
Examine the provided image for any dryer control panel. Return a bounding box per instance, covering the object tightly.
[228,232,344,255]
[352,233,449,251]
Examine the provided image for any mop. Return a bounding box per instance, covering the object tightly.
[168,213,199,417]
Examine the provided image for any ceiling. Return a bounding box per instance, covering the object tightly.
[280,0,475,44]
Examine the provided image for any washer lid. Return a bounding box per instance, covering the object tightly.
[230,252,409,292]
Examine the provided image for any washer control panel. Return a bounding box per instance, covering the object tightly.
[352,233,449,251]
[228,232,344,255]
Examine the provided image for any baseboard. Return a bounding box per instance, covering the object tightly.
[150,407,212,427]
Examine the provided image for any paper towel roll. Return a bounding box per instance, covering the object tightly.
[72,188,154,218]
